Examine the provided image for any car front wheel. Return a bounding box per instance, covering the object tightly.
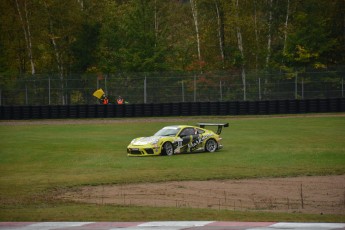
[163,142,174,156]
[205,139,218,152]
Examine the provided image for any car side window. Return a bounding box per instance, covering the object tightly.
[196,128,205,134]
[179,128,194,137]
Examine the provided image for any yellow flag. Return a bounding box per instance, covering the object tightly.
[93,88,105,99]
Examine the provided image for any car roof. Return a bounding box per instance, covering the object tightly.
[163,125,197,129]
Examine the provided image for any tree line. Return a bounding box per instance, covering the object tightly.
[0,0,344,78]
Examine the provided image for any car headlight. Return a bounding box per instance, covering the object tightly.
[151,139,159,145]
[130,137,160,145]
[146,137,160,145]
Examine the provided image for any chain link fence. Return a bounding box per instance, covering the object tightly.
[0,69,344,106]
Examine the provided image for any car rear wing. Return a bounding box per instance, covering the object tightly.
[197,123,229,135]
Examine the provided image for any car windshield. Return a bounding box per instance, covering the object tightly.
[154,126,180,137]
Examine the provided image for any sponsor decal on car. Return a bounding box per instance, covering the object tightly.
[188,134,212,149]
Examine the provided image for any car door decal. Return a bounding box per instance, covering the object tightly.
[174,128,213,154]
[188,134,213,151]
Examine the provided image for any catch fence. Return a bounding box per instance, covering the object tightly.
[0,70,344,106]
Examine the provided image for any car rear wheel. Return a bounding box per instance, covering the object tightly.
[205,139,218,152]
[163,142,174,156]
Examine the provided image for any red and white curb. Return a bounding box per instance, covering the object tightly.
[0,221,344,230]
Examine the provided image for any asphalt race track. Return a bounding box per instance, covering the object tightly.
[0,221,344,230]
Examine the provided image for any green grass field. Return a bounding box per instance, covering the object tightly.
[0,114,344,222]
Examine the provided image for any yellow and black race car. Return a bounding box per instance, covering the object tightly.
[127,123,229,156]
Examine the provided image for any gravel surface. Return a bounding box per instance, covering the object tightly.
[59,175,345,215]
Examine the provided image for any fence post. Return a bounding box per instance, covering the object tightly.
[181,80,185,102]
[144,76,147,104]
[295,72,298,99]
[301,77,304,99]
[220,80,222,101]
[341,78,344,97]
[243,68,246,101]
[25,83,28,105]
[259,77,262,101]
[105,74,108,95]
[48,77,51,105]
[194,75,196,102]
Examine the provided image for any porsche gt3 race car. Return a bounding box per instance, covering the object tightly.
[127,123,229,156]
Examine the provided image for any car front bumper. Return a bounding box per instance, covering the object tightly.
[127,145,161,156]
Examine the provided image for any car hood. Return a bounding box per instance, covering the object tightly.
[131,136,161,145]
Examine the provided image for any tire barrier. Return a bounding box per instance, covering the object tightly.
[1,98,344,120]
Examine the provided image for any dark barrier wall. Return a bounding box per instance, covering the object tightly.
[1,98,344,120]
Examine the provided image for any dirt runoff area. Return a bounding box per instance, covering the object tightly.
[59,175,345,215]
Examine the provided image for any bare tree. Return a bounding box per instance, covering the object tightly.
[190,0,203,72]
[14,0,35,75]
[76,0,84,10]
[154,0,158,48]
[253,0,259,72]
[43,0,66,104]
[214,0,225,68]
[235,0,246,100]
[283,0,290,55]
[265,0,273,69]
